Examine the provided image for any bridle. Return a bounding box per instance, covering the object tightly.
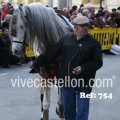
[11,16,28,54]
[12,38,28,47]
[12,30,28,56]
[11,12,28,49]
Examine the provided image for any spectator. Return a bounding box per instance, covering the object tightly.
[0,28,11,68]
[1,3,10,20]
[78,4,84,12]
[107,12,119,27]
[88,8,95,20]
[69,9,77,21]
[98,9,103,14]
[53,7,58,10]
[100,7,104,11]
[0,28,22,67]
[1,14,12,29]
[19,3,23,7]
[82,9,89,17]
[112,8,116,13]
[72,5,77,11]
[101,12,108,25]
[93,13,106,28]
[8,6,14,15]
[115,13,120,27]
[103,9,111,19]
[117,7,120,13]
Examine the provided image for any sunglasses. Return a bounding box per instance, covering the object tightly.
[77,23,89,27]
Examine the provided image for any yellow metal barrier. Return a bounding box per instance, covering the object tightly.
[116,28,120,46]
[25,28,118,57]
[89,28,117,50]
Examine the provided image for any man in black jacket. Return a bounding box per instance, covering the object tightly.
[28,16,103,120]
[0,28,11,68]
[0,28,21,68]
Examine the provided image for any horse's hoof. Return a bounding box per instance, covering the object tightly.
[56,107,59,115]
[43,109,49,120]
[58,105,64,118]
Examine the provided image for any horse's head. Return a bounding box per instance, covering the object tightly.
[10,5,28,55]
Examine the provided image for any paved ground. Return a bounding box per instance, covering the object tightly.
[0,54,120,120]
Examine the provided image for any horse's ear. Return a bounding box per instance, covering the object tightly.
[19,5,26,16]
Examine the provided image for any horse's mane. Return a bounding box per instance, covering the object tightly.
[9,3,74,55]
[23,3,73,53]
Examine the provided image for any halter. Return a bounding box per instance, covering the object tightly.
[12,39,28,47]
[11,11,28,47]
[12,32,28,56]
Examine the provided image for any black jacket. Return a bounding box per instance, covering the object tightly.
[0,35,12,57]
[33,33,103,91]
[1,22,9,29]
[0,35,11,49]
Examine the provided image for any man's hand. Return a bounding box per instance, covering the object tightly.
[72,66,82,75]
[28,61,34,69]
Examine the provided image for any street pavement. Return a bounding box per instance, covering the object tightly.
[0,54,120,120]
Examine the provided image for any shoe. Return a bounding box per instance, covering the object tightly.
[2,64,10,68]
[56,107,59,115]
[43,109,49,120]
[58,105,64,118]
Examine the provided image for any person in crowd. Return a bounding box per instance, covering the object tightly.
[82,9,89,17]
[103,9,111,19]
[0,28,22,68]
[69,9,77,21]
[80,9,94,29]
[1,3,10,20]
[8,6,14,15]
[93,13,106,28]
[88,8,95,20]
[107,12,119,28]
[53,7,58,10]
[0,28,11,68]
[115,12,120,27]
[28,16,103,120]
[100,7,104,11]
[72,5,77,11]
[111,8,116,13]
[116,7,120,13]
[19,3,23,7]
[78,4,84,13]
[1,14,12,29]
[98,9,103,15]
[101,12,108,25]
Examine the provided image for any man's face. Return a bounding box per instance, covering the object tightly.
[75,23,89,36]
[3,29,9,36]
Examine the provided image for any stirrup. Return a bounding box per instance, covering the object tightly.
[43,109,49,120]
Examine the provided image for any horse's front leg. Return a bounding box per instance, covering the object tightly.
[41,79,51,120]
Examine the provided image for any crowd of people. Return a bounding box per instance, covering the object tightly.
[60,4,120,28]
[0,2,120,69]
[0,2,22,68]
